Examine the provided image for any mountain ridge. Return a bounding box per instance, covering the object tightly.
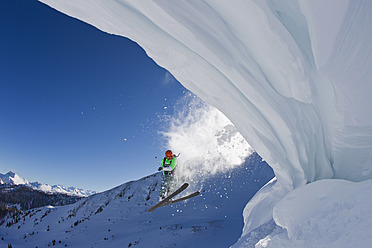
[0,171,97,197]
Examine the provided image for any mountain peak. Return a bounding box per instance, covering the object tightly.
[0,171,97,197]
[0,171,28,185]
[6,171,16,176]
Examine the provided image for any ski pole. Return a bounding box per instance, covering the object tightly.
[155,156,161,166]
[155,156,164,172]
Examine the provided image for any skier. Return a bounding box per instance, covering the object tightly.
[158,150,178,200]
[148,150,200,212]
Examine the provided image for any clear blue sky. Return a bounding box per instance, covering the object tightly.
[0,0,187,192]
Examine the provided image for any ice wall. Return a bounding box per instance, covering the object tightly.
[39,0,372,239]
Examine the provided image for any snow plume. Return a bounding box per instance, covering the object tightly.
[160,93,252,182]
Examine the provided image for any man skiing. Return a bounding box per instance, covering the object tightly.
[147,150,200,212]
[158,150,177,200]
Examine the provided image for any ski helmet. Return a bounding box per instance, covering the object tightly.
[165,150,173,158]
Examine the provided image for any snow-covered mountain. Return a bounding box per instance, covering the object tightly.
[0,171,97,197]
[0,171,28,185]
[0,153,274,248]
[22,0,372,246]
[28,182,97,198]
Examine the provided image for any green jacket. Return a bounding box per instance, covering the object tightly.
[160,156,177,175]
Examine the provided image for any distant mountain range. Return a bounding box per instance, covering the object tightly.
[0,171,97,197]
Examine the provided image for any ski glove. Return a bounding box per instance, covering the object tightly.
[158,167,163,171]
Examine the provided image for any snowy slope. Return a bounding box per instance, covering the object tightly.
[33,0,372,246]
[0,171,97,197]
[0,153,274,248]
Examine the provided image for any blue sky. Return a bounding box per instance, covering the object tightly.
[0,0,187,191]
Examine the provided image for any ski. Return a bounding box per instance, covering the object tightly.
[159,191,200,208]
[147,183,189,212]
